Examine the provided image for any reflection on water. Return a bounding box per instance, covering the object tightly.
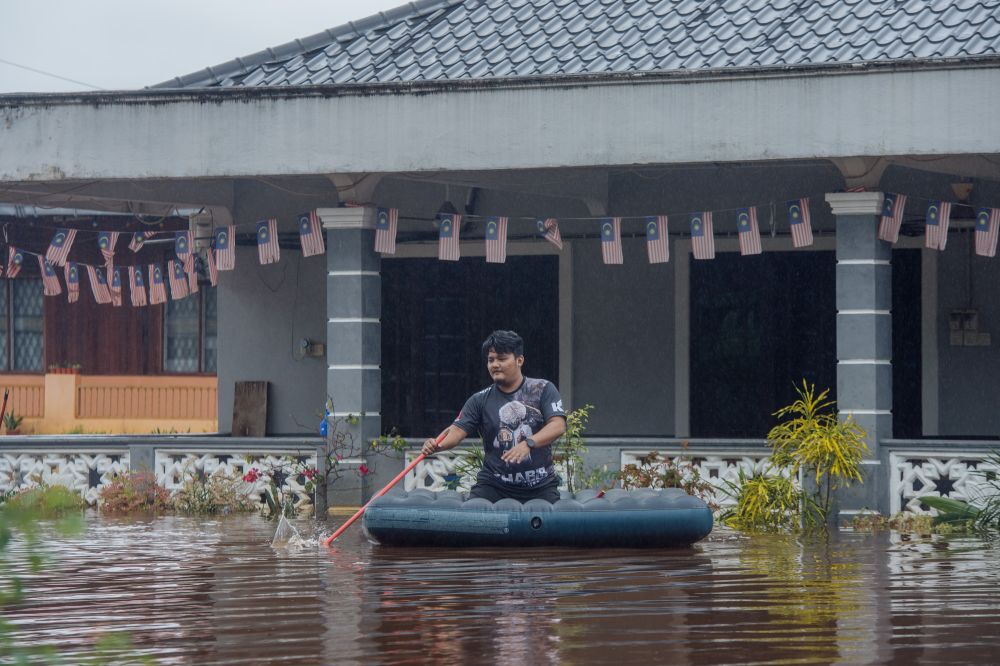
[4,515,1000,664]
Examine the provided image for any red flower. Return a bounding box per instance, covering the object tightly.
[243,468,262,483]
[303,468,317,480]
[358,464,370,476]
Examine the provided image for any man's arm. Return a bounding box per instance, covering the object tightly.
[421,425,469,456]
[500,415,566,464]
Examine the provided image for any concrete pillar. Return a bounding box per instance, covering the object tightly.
[825,191,891,517]
[317,207,382,506]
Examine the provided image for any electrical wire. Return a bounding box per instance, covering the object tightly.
[0,57,103,90]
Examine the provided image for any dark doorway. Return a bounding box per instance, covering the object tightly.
[381,256,559,436]
[690,252,837,437]
[891,249,922,437]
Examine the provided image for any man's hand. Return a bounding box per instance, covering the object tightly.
[501,440,531,465]
[420,439,440,456]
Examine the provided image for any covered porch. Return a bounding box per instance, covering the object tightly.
[2,60,999,515]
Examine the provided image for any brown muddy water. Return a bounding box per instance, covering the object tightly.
[5,514,1000,665]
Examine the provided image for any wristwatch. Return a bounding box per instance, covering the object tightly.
[524,437,537,449]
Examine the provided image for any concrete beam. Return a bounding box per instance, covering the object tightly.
[2,64,999,182]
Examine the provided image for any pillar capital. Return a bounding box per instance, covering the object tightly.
[317,206,376,230]
[825,191,884,217]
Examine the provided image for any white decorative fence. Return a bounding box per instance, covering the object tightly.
[889,452,999,515]
[403,448,779,505]
[0,449,129,505]
[155,449,317,507]
[0,447,316,507]
[620,450,782,507]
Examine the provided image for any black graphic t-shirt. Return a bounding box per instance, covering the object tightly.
[453,377,566,490]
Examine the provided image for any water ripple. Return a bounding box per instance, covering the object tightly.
[4,517,1000,664]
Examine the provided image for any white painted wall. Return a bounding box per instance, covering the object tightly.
[3,65,999,181]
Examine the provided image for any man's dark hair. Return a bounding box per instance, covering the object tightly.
[482,330,524,359]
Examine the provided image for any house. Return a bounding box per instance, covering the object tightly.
[0,205,218,434]
[1,0,999,515]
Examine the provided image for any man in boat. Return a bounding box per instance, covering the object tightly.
[421,329,567,503]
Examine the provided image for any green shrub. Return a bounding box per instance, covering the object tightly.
[2,483,86,517]
[173,471,257,515]
[719,468,806,531]
[99,471,171,513]
[766,380,868,523]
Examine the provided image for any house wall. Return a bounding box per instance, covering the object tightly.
[217,246,326,435]
[935,232,1000,436]
[571,237,675,436]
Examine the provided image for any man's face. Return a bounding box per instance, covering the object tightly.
[487,350,522,384]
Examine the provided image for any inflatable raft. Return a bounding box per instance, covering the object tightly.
[362,488,713,548]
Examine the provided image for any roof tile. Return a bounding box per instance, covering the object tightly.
[171,0,1000,89]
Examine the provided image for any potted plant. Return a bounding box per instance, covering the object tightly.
[4,411,24,435]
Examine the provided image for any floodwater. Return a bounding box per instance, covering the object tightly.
[5,514,1000,665]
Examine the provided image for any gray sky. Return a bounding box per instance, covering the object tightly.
[0,0,406,92]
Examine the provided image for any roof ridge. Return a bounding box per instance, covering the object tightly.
[149,0,461,89]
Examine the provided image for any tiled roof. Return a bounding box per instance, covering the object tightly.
[157,0,1000,88]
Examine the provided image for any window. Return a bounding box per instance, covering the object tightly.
[0,279,44,372]
[163,287,217,373]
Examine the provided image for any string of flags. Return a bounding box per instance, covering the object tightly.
[374,194,1000,264]
[1,210,326,305]
[7,193,1000,304]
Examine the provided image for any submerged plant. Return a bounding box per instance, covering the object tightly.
[99,471,172,514]
[3,483,86,518]
[616,449,717,507]
[719,467,806,531]
[767,380,868,523]
[916,450,1000,533]
[173,470,257,515]
[554,404,594,493]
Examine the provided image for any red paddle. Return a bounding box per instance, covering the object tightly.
[323,428,449,547]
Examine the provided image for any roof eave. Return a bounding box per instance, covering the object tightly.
[6,55,1000,106]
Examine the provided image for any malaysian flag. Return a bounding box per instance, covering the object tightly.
[64,262,80,303]
[6,247,25,279]
[645,216,669,264]
[38,256,61,296]
[206,247,218,287]
[256,219,280,265]
[485,216,508,264]
[129,231,145,252]
[600,217,623,265]
[975,207,1000,258]
[787,198,814,247]
[168,260,189,299]
[878,193,907,243]
[737,207,762,256]
[148,264,167,305]
[175,231,194,273]
[214,225,235,270]
[86,264,111,304]
[298,211,326,257]
[438,213,461,261]
[536,218,563,250]
[45,228,77,266]
[374,207,398,254]
[97,231,119,267]
[690,212,715,260]
[924,200,951,250]
[110,267,123,307]
[129,266,147,306]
